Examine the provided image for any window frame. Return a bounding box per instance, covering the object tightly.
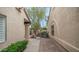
[51,25,54,36]
[0,14,6,43]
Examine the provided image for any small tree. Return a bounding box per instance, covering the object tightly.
[27,7,46,36]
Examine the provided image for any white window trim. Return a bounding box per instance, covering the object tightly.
[0,15,6,43]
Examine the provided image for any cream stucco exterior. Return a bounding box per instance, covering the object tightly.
[0,7,30,49]
[48,7,79,51]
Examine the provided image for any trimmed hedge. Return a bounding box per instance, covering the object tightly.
[1,40,28,52]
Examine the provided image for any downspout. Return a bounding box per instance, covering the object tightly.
[23,8,31,39]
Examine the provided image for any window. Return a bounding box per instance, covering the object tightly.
[0,15,6,42]
[51,25,54,35]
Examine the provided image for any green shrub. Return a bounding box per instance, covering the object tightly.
[38,31,49,38]
[1,40,28,52]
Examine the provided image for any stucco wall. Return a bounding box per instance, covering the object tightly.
[0,7,27,49]
[48,7,79,51]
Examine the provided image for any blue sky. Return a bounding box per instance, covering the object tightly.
[40,8,50,28]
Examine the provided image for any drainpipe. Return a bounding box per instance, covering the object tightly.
[23,8,31,39]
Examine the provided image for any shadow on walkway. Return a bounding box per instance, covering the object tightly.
[39,38,68,52]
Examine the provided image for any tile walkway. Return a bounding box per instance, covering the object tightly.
[24,38,40,52]
[39,38,68,52]
[24,38,68,52]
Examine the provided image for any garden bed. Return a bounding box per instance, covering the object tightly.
[1,40,28,52]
